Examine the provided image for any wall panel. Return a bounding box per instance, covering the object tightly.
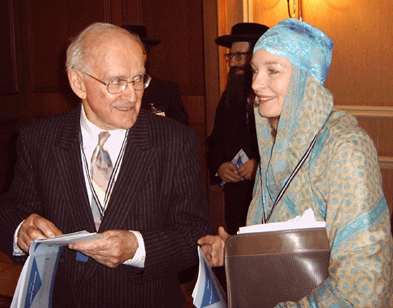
[24,0,111,122]
[0,0,18,96]
[141,0,205,96]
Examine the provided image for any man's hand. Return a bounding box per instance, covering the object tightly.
[198,226,229,267]
[218,162,243,183]
[18,214,63,253]
[237,158,258,181]
[68,230,138,268]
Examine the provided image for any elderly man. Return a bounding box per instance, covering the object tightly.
[0,22,212,308]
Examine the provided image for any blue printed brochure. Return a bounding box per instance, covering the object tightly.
[11,231,102,308]
[192,247,227,308]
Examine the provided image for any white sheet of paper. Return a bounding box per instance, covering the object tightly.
[238,208,326,234]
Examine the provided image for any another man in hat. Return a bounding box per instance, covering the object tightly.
[121,25,189,126]
[206,23,269,235]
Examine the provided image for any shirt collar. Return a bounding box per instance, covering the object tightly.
[80,104,127,147]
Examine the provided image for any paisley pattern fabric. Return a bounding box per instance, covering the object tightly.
[247,68,393,307]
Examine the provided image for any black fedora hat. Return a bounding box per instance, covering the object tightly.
[215,22,269,48]
[121,25,161,46]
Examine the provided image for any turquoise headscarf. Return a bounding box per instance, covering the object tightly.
[253,18,333,85]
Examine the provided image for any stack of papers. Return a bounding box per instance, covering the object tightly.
[238,208,326,234]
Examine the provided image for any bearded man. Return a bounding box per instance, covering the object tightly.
[207,23,269,235]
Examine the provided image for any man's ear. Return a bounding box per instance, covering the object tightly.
[68,69,86,100]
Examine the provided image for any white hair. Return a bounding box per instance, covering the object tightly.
[65,22,134,72]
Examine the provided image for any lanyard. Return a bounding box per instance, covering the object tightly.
[261,132,319,224]
[80,130,129,220]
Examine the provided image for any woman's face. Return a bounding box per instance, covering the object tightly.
[251,49,293,118]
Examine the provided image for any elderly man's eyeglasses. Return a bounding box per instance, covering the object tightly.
[224,52,252,63]
[82,72,152,94]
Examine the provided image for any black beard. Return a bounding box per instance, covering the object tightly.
[225,65,253,106]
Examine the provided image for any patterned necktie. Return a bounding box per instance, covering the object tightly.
[90,131,113,230]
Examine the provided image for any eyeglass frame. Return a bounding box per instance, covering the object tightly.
[82,71,152,94]
[224,51,252,63]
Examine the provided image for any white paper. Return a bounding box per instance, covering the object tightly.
[192,247,227,308]
[11,231,102,308]
[230,149,249,169]
[36,230,102,245]
[238,208,326,234]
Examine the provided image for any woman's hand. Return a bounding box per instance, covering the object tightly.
[198,226,230,267]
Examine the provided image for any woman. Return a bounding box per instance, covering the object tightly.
[199,18,393,307]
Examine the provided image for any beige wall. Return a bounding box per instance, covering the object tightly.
[250,0,393,108]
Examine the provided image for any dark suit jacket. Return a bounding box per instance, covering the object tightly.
[142,77,189,126]
[0,105,212,308]
[206,90,259,185]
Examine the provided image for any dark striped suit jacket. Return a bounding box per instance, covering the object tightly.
[0,105,212,308]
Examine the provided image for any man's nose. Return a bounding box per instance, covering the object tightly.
[229,57,239,67]
[120,82,137,101]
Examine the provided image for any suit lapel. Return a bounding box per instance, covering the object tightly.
[52,105,96,233]
[99,111,158,231]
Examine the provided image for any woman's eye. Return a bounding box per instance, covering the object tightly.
[251,69,257,75]
[268,69,279,74]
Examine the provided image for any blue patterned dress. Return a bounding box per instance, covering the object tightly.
[247,68,393,307]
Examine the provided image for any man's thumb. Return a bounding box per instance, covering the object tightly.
[218,226,229,242]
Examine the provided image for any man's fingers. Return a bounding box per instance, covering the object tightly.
[17,214,63,253]
[218,226,230,242]
[36,219,62,238]
[23,214,62,238]
[197,227,228,268]
[17,234,34,253]
[69,235,109,252]
[223,172,243,182]
[199,243,212,255]
[198,235,217,246]
[69,230,137,268]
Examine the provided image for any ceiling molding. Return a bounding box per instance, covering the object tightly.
[379,156,393,170]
